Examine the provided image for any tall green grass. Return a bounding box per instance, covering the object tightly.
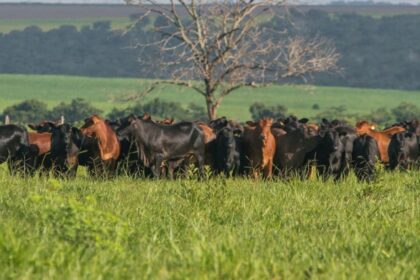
[0,170,418,278]
[1,74,419,121]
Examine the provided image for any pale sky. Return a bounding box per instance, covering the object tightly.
[0,0,419,4]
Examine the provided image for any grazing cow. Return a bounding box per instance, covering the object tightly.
[215,125,243,176]
[388,132,420,170]
[352,135,379,181]
[356,121,405,163]
[117,116,206,178]
[81,115,120,176]
[273,117,320,177]
[243,118,276,179]
[0,125,34,174]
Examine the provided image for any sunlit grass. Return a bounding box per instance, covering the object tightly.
[0,168,418,278]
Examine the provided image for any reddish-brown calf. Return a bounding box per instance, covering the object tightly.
[81,115,120,161]
[243,118,276,179]
[356,121,405,163]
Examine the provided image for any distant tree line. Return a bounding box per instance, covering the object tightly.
[2,98,418,129]
[0,10,419,90]
[0,98,206,125]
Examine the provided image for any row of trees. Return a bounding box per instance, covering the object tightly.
[0,98,207,125]
[0,8,419,90]
[2,98,418,129]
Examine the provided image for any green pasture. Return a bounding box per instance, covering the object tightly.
[0,170,418,278]
[1,74,419,121]
[0,17,131,34]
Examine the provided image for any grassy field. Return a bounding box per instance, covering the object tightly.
[0,17,131,34]
[0,170,418,278]
[1,74,420,121]
[2,4,420,34]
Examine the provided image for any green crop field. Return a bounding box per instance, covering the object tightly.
[0,170,418,279]
[0,17,132,34]
[1,74,419,121]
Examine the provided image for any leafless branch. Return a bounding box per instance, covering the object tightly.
[125,0,339,120]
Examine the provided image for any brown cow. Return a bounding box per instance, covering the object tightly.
[355,121,405,163]
[243,118,276,179]
[28,132,51,156]
[81,115,120,176]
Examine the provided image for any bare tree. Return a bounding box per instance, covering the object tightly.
[126,0,339,120]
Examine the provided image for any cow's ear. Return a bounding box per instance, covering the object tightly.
[322,118,329,125]
[142,113,151,121]
[276,120,285,128]
[246,121,257,127]
[299,118,309,124]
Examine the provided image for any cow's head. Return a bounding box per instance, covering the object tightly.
[247,118,273,145]
[319,128,342,152]
[209,117,228,133]
[355,121,376,135]
[80,115,103,137]
[116,114,138,139]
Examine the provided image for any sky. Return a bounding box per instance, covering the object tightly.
[0,0,419,4]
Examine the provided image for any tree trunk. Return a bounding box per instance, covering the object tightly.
[206,98,218,121]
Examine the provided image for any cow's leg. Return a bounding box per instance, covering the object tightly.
[167,160,176,180]
[153,154,164,179]
[194,153,205,179]
[233,156,240,177]
[263,160,273,180]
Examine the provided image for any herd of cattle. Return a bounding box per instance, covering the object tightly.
[0,113,419,181]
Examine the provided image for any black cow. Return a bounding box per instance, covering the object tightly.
[106,117,148,178]
[273,117,320,177]
[118,116,206,178]
[388,132,420,170]
[49,124,82,177]
[352,135,379,181]
[307,119,356,180]
[0,125,35,175]
[28,122,83,177]
[215,126,242,176]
